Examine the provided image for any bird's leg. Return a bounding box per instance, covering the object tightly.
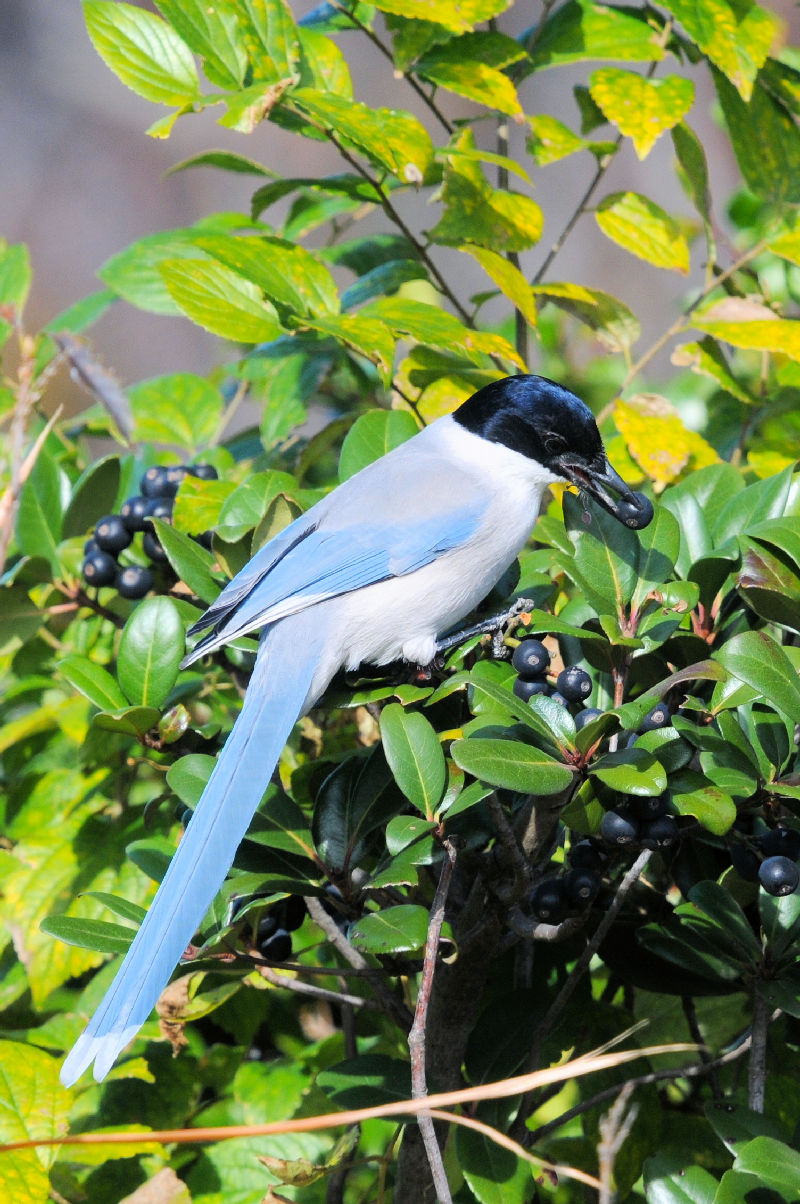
[432,596,538,659]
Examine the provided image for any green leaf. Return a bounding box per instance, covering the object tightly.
[733,1136,800,1194]
[595,191,690,273]
[372,0,511,33]
[243,0,301,78]
[92,705,162,740]
[663,0,777,102]
[98,228,209,315]
[715,631,800,726]
[160,257,283,343]
[195,233,339,317]
[167,148,274,176]
[686,881,762,961]
[643,1154,719,1204]
[0,244,31,328]
[292,88,433,182]
[450,736,573,795]
[534,283,641,353]
[151,520,221,605]
[523,0,666,72]
[0,584,42,656]
[154,0,248,89]
[40,914,136,956]
[457,1126,532,1204]
[591,748,668,796]
[631,504,680,608]
[671,335,753,404]
[313,749,405,871]
[166,753,215,806]
[58,654,129,712]
[672,784,736,835]
[561,493,640,615]
[338,409,418,480]
[461,246,538,327]
[348,903,429,954]
[128,372,224,448]
[173,474,236,534]
[714,70,800,203]
[83,0,200,105]
[301,313,396,384]
[360,295,521,366]
[380,704,446,818]
[759,888,800,960]
[527,114,599,166]
[81,891,147,926]
[62,454,121,540]
[117,596,185,708]
[704,1101,788,1158]
[316,1053,411,1109]
[416,48,522,117]
[672,123,714,240]
[340,259,427,310]
[430,131,543,253]
[16,445,66,570]
[589,69,694,160]
[738,541,800,633]
[0,1041,71,1187]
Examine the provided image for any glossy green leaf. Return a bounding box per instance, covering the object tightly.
[380,704,446,818]
[313,749,405,870]
[160,257,283,342]
[83,0,200,105]
[450,736,573,795]
[349,904,429,954]
[166,753,215,807]
[590,69,694,159]
[128,372,224,449]
[98,228,210,315]
[92,705,162,740]
[759,889,800,960]
[384,815,436,857]
[733,1136,800,1193]
[316,1054,411,1109]
[591,748,667,796]
[338,409,418,480]
[738,541,800,633]
[151,519,221,605]
[715,631,800,726]
[117,596,185,708]
[16,446,66,570]
[686,881,762,960]
[643,1154,719,1204]
[40,914,136,956]
[663,0,776,102]
[62,455,121,540]
[292,88,433,182]
[561,493,640,616]
[595,192,690,273]
[672,784,736,835]
[302,312,395,384]
[57,654,129,712]
[704,1101,788,1159]
[155,0,248,88]
[456,1126,532,1204]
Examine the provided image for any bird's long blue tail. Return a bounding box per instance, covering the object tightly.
[61,619,321,1085]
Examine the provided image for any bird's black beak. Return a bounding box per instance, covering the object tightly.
[557,456,654,530]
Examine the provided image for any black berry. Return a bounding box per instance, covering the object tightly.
[617,492,654,530]
[550,690,570,708]
[759,855,800,897]
[140,465,171,498]
[188,463,219,480]
[556,666,592,703]
[633,794,669,821]
[82,550,118,587]
[761,828,800,861]
[83,537,100,556]
[193,531,214,550]
[513,676,549,702]
[117,564,154,600]
[143,530,168,563]
[259,927,292,961]
[94,514,132,555]
[529,878,568,925]
[278,896,306,932]
[120,495,151,532]
[163,465,189,495]
[600,809,640,846]
[641,814,679,850]
[640,703,670,732]
[575,707,603,730]
[731,843,761,882]
[256,913,279,943]
[512,639,550,678]
[145,498,174,524]
[565,867,601,906]
[569,839,607,870]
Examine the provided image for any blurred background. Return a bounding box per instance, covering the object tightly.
[1,0,796,414]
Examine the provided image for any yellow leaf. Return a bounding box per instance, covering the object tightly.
[461,245,538,328]
[614,394,719,491]
[590,69,695,159]
[595,192,690,273]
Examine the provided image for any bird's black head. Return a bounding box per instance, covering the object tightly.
[454,374,653,529]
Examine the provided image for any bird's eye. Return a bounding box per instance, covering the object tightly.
[544,433,568,455]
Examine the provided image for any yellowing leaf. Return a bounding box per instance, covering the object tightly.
[302,313,396,385]
[533,284,641,353]
[595,192,690,273]
[84,0,199,106]
[371,0,512,33]
[768,225,800,268]
[160,257,284,342]
[291,88,433,182]
[414,375,477,422]
[694,303,800,361]
[461,246,537,328]
[614,394,719,490]
[663,0,777,101]
[416,53,522,116]
[527,114,587,165]
[589,69,695,159]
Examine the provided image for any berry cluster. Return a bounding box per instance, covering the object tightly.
[529,839,607,925]
[600,793,680,851]
[731,825,800,896]
[81,463,217,599]
[512,638,595,720]
[234,894,307,963]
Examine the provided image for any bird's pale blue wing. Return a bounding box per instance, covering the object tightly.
[186,500,487,660]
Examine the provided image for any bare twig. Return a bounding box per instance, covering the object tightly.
[0,402,63,573]
[53,333,133,440]
[252,960,381,1011]
[304,895,413,1030]
[598,1083,638,1204]
[408,838,458,1204]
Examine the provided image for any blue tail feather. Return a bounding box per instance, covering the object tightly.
[61,621,321,1085]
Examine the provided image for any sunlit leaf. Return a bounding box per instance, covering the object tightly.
[595,192,690,273]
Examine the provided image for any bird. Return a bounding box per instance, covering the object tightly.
[60,373,652,1085]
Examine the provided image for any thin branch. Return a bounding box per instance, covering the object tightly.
[682,994,721,1101]
[408,838,458,1204]
[0,402,63,574]
[748,989,772,1113]
[598,1083,638,1204]
[533,142,621,286]
[252,960,382,1011]
[304,895,413,1030]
